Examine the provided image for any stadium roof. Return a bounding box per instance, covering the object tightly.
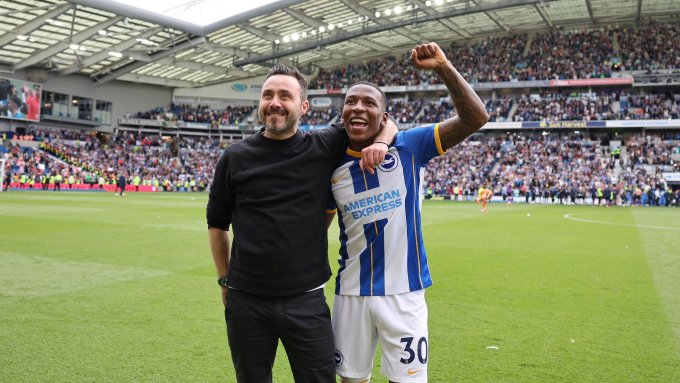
[0,0,678,88]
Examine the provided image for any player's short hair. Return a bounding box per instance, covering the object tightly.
[348,81,387,112]
[265,64,308,101]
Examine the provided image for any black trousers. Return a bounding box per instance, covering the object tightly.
[224,288,336,383]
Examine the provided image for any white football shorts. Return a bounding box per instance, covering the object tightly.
[332,290,429,383]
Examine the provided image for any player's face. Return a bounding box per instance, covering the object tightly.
[342,84,388,151]
[259,75,309,138]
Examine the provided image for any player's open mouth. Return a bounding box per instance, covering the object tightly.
[349,117,368,128]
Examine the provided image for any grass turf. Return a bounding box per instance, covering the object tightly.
[1,192,679,382]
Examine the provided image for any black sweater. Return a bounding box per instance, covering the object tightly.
[207,125,347,296]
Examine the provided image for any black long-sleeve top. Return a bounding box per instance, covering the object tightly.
[207,125,347,296]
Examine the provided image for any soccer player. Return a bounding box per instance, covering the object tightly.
[478,185,493,213]
[328,42,489,383]
[206,64,397,383]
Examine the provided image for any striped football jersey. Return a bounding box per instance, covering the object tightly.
[330,124,445,296]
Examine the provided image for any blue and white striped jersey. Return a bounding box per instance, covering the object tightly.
[329,124,446,296]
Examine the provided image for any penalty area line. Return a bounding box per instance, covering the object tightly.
[563,214,680,231]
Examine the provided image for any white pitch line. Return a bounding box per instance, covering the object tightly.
[563,214,680,231]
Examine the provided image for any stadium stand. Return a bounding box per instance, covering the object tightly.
[130,104,255,126]
[308,23,680,88]
[2,22,679,205]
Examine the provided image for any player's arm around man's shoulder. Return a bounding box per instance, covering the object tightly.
[359,118,398,174]
[411,42,489,151]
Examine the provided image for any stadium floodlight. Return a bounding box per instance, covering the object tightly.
[319,26,325,33]
[136,38,159,46]
[394,6,402,14]
[347,19,353,25]
[283,35,290,43]
[98,30,108,36]
[69,43,79,50]
[425,1,432,6]
[435,0,443,5]
[385,9,392,16]
[17,35,28,41]
[274,39,280,44]
[291,32,299,41]
[328,23,335,30]
[375,11,381,17]
[108,51,123,58]
[301,31,307,38]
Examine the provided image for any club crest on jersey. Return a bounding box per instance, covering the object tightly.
[378,152,399,172]
[335,350,344,366]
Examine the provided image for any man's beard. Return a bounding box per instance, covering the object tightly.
[261,108,298,137]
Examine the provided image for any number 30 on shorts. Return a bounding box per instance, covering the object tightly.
[399,336,428,364]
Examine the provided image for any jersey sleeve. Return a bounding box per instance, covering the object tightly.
[399,123,445,166]
[206,149,235,230]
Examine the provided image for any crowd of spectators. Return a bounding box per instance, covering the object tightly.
[626,134,680,168]
[2,127,226,192]
[309,23,678,89]
[392,90,678,124]
[299,106,339,125]
[386,99,422,124]
[3,126,678,206]
[616,23,680,71]
[522,29,614,80]
[124,91,678,128]
[486,98,514,122]
[448,35,528,83]
[512,92,617,121]
[618,91,680,120]
[3,22,680,200]
[131,103,342,127]
[416,100,457,123]
[509,90,680,122]
[130,103,255,126]
[424,135,502,198]
[423,132,679,206]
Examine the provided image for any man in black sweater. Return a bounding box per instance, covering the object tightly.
[206,64,396,383]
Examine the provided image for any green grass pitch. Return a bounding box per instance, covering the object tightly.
[1,192,679,382]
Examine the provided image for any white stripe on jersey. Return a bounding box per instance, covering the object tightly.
[331,124,443,296]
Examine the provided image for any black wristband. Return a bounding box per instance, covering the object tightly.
[374,141,389,148]
[217,275,229,287]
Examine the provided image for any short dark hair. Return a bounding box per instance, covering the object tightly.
[9,96,22,108]
[348,81,387,112]
[265,64,308,101]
